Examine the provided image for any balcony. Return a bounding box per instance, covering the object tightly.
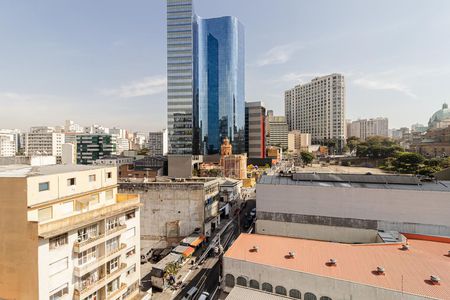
[73,233,106,253]
[107,283,128,299]
[73,263,127,300]
[73,243,127,277]
[38,194,140,239]
[106,224,127,237]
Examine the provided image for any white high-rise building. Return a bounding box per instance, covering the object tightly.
[266,116,289,150]
[64,120,83,133]
[0,133,16,157]
[25,127,65,158]
[0,164,141,300]
[285,73,345,150]
[84,125,109,135]
[348,118,389,140]
[148,130,168,156]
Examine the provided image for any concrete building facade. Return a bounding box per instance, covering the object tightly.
[256,174,450,242]
[348,118,389,140]
[287,131,311,154]
[0,164,141,300]
[266,115,288,150]
[245,101,266,158]
[25,127,65,159]
[285,74,345,150]
[148,130,168,156]
[119,177,221,242]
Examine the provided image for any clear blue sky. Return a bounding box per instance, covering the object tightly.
[1,0,449,131]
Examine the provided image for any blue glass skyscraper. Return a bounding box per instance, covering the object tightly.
[167,0,245,155]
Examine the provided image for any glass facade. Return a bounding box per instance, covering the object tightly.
[167,0,245,155]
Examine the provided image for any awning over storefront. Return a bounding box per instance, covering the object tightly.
[180,234,205,248]
[172,245,195,257]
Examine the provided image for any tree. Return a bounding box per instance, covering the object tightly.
[346,136,361,153]
[300,151,314,165]
[390,152,425,174]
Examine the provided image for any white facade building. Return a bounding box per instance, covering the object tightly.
[266,116,288,150]
[0,165,141,300]
[84,124,110,135]
[148,130,168,156]
[0,133,16,157]
[285,74,345,150]
[287,131,311,154]
[61,143,76,165]
[348,118,389,140]
[26,127,65,158]
[64,120,83,133]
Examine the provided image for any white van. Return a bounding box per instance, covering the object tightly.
[181,286,198,300]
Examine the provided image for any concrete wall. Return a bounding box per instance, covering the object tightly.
[0,178,39,300]
[256,183,450,237]
[120,184,206,240]
[256,219,379,243]
[168,155,193,178]
[223,257,432,300]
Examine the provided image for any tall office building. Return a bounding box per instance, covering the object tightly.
[167,0,245,155]
[267,115,289,150]
[77,134,117,165]
[348,118,389,141]
[245,102,266,158]
[25,127,65,158]
[285,74,346,150]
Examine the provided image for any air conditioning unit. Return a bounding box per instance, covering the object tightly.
[377,266,385,274]
[328,258,337,265]
[430,275,441,284]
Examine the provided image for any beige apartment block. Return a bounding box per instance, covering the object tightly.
[0,164,141,300]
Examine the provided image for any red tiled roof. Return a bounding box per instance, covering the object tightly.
[225,234,450,299]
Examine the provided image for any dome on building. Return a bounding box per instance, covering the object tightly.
[428,103,450,129]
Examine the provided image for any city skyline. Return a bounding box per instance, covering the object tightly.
[1,0,450,131]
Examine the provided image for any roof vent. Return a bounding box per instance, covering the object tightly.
[327,258,337,266]
[377,266,385,274]
[288,251,296,258]
[250,245,259,252]
[430,275,441,284]
[401,244,410,251]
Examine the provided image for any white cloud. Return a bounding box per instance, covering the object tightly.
[100,76,166,98]
[256,43,304,67]
[353,77,417,98]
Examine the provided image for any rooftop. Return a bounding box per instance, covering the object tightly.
[259,173,450,192]
[0,164,111,178]
[225,234,450,300]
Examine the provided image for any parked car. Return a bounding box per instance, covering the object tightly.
[198,291,210,300]
[151,248,164,262]
[250,208,256,217]
[141,249,153,264]
[181,286,198,300]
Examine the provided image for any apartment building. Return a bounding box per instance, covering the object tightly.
[245,102,266,158]
[0,132,16,157]
[348,118,389,140]
[287,131,311,154]
[77,134,117,165]
[0,164,141,300]
[266,115,288,150]
[25,126,65,158]
[285,74,345,150]
[148,130,168,156]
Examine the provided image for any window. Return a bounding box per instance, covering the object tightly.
[107,278,119,293]
[107,172,112,179]
[289,289,301,299]
[49,257,68,276]
[126,210,135,220]
[262,283,273,293]
[106,217,119,231]
[39,182,49,192]
[106,237,119,254]
[78,247,97,265]
[249,279,259,289]
[107,257,119,274]
[49,283,68,300]
[126,246,136,258]
[305,293,317,300]
[84,291,98,300]
[105,189,114,200]
[38,207,53,222]
[275,286,287,296]
[123,227,135,240]
[225,274,235,288]
[77,224,98,242]
[49,233,68,250]
[126,264,136,276]
[236,276,247,287]
[320,297,332,300]
[67,178,76,186]
[89,194,99,205]
[89,174,96,182]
